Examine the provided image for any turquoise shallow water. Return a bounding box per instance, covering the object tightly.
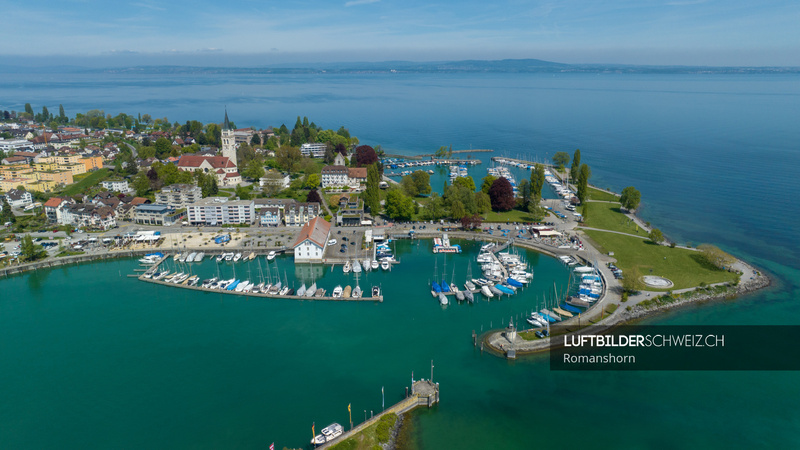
[1,71,799,447]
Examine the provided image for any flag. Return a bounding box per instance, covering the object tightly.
[312,422,315,440]
[348,403,351,413]
[269,443,274,450]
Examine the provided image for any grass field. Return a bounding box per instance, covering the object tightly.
[582,202,649,237]
[60,168,111,196]
[587,186,620,202]
[582,229,737,290]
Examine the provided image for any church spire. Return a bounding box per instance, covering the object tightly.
[223,108,231,131]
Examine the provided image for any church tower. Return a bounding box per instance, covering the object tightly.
[221,109,237,168]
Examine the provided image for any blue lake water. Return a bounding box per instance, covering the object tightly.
[1,70,799,448]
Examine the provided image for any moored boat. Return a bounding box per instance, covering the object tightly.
[352,285,362,298]
[333,285,343,298]
[343,285,352,298]
[463,289,474,303]
[381,260,390,270]
[371,260,379,270]
[267,251,276,261]
[312,423,344,445]
[372,286,381,298]
[438,292,449,305]
[481,285,494,298]
[305,282,317,297]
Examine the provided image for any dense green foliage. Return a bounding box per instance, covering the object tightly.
[384,190,415,220]
[576,163,590,204]
[530,163,545,200]
[620,186,641,211]
[363,164,381,214]
[552,151,570,170]
[570,149,581,181]
[488,177,514,211]
[649,228,664,244]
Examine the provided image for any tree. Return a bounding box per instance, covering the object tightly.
[570,149,581,182]
[354,145,378,167]
[649,228,664,244]
[461,213,483,230]
[411,170,431,196]
[250,133,261,146]
[154,137,171,159]
[474,191,491,213]
[452,176,476,192]
[576,163,590,204]
[518,179,532,210]
[450,199,466,220]
[422,192,446,221]
[384,190,414,220]
[552,151,570,170]
[581,201,590,222]
[530,163,545,200]
[488,177,515,211]
[305,173,321,189]
[235,184,251,200]
[20,235,44,261]
[275,146,302,172]
[243,159,266,181]
[434,146,448,158]
[306,188,322,204]
[132,173,150,196]
[24,103,33,117]
[400,175,419,197]
[622,267,644,293]
[363,163,381,214]
[1,197,15,224]
[698,244,736,270]
[259,172,284,197]
[620,186,641,211]
[480,175,497,194]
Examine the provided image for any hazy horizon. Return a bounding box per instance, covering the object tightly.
[2,1,799,68]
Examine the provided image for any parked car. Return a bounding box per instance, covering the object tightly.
[328,239,337,245]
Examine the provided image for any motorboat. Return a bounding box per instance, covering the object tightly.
[371,286,381,298]
[267,251,276,261]
[173,253,181,261]
[343,261,351,273]
[138,254,161,265]
[233,253,242,262]
[279,286,290,295]
[481,285,494,298]
[574,266,594,273]
[464,280,476,291]
[312,423,344,446]
[381,260,390,270]
[489,285,504,296]
[438,292,449,305]
[247,252,256,261]
[224,253,234,262]
[371,260,379,270]
[186,252,197,262]
[333,286,343,298]
[216,253,225,262]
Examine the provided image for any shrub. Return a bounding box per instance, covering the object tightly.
[626,306,632,311]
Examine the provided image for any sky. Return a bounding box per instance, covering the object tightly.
[2,0,799,66]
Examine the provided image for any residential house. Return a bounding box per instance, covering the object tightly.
[43,197,74,223]
[284,202,320,226]
[291,216,331,263]
[348,167,367,187]
[5,189,33,208]
[101,180,131,193]
[155,183,202,208]
[300,143,327,158]
[259,207,281,227]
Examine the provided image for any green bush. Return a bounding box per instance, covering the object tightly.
[376,422,390,443]
[330,438,357,450]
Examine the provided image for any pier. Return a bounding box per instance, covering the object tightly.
[316,380,439,449]
[137,256,383,302]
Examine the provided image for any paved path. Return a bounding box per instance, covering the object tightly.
[575,226,649,239]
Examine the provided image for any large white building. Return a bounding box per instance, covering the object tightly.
[4,189,33,209]
[291,216,331,263]
[101,180,131,193]
[186,197,255,225]
[155,183,202,208]
[321,165,349,188]
[300,143,327,158]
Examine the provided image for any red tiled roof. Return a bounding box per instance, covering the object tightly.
[130,197,150,205]
[44,197,63,208]
[348,167,367,179]
[291,216,331,249]
[224,172,240,178]
[177,154,236,169]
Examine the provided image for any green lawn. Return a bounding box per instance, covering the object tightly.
[582,202,649,237]
[60,168,111,196]
[587,186,621,202]
[583,229,737,290]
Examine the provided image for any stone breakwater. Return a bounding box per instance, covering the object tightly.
[484,262,772,357]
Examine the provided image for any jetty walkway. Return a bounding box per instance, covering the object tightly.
[317,380,439,449]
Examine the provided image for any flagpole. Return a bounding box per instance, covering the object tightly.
[312,422,315,447]
[348,403,352,430]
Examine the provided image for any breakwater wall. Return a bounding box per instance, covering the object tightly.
[317,380,439,449]
[0,249,155,278]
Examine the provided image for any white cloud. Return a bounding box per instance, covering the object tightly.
[345,0,380,7]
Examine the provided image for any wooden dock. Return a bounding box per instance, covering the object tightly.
[317,380,439,449]
[137,256,383,302]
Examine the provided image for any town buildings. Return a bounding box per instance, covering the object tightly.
[186,197,255,225]
[155,184,202,209]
